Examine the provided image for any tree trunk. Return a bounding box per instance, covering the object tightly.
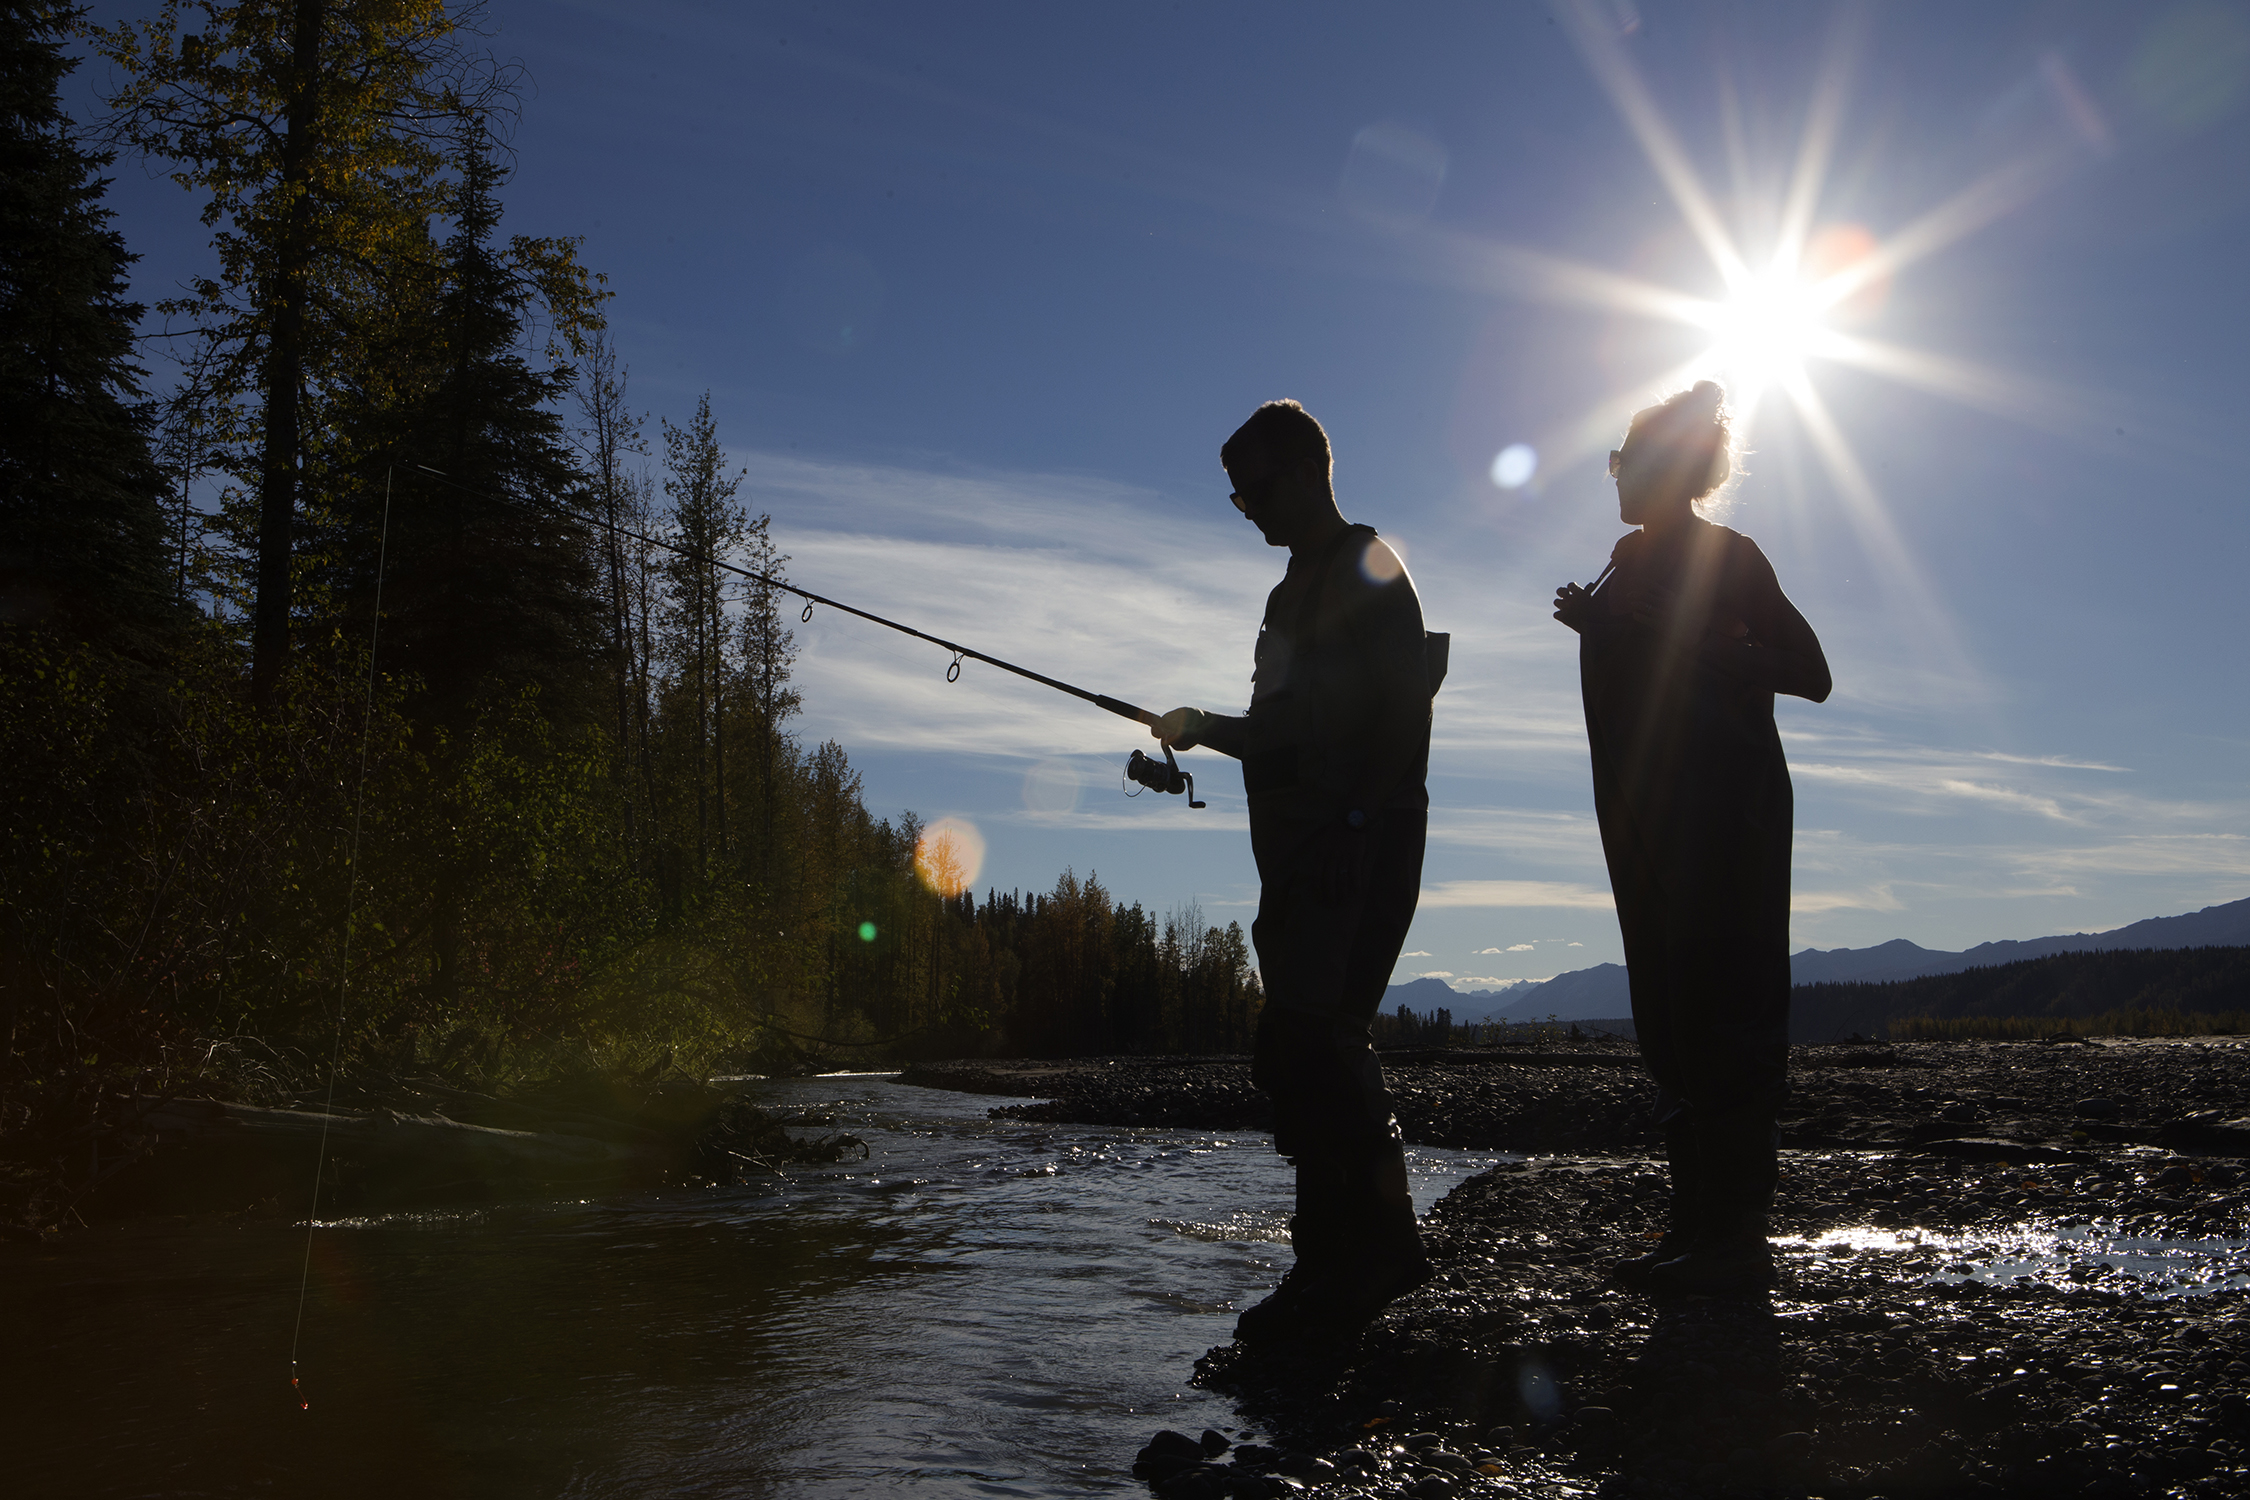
[712,560,728,858]
[249,0,325,706]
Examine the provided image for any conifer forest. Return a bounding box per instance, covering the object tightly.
[0,1,1262,1165]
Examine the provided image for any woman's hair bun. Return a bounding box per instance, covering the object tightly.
[1627,380,1734,503]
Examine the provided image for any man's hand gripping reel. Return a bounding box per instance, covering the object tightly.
[1124,745,1204,808]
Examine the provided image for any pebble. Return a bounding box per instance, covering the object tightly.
[1099,1038,2250,1497]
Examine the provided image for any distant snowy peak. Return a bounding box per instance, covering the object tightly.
[1382,974,1540,1025]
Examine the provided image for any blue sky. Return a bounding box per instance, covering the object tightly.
[83,1,2250,989]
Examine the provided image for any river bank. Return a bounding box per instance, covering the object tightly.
[0,1067,867,1237]
[910,1038,2250,1499]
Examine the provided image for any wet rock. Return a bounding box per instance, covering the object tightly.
[1199,1428,1230,1456]
[1134,1429,1209,1481]
[2076,1096,2122,1120]
[1151,1465,1229,1500]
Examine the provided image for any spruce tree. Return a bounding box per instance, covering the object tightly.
[345,116,608,730]
[574,328,647,798]
[736,514,799,877]
[0,0,172,646]
[658,394,748,871]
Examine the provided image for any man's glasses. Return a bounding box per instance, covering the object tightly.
[1229,473,1276,513]
[1607,449,1626,478]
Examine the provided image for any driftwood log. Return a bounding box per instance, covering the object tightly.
[76,1081,874,1220]
[88,1097,680,1216]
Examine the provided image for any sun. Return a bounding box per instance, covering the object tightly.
[1703,261,1831,407]
[1690,221,1885,413]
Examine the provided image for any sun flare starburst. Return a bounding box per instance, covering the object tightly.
[1459,8,2108,683]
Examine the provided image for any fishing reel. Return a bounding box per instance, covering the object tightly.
[1123,745,1204,808]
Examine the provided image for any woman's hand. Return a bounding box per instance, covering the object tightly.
[1553,582,1594,632]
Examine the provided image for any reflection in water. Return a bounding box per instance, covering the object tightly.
[3,1076,1507,1498]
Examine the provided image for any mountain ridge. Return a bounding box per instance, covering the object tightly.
[1385,896,2250,1024]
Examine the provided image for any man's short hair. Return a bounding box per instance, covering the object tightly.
[1222,399,1332,477]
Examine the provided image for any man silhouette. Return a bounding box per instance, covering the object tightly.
[1156,399,1441,1344]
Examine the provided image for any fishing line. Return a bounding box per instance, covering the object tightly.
[288,466,395,1412]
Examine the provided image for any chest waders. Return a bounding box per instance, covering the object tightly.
[1581,525,1791,1297]
[1235,525,1438,1346]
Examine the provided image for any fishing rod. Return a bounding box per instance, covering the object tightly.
[400,465,1207,808]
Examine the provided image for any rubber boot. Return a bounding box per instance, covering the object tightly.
[1612,1115,1697,1290]
[1234,1146,1429,1345]
[1646,1114,1779,1296]
[1234,1157,1351,1344]
[1341,1139,1432,1309]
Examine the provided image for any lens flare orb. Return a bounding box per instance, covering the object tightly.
[1490,442,1538,490]
[914,817,986,899]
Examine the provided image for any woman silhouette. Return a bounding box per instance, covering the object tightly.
[1554,381,1831,1295]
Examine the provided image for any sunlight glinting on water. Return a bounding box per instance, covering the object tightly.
[1775,1219,2250,1300]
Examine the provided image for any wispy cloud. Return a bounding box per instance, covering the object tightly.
[1974,751,2129,773]
[1791,885,1905,914]
[1791,761,2071,821]
[1419,880,1616,910]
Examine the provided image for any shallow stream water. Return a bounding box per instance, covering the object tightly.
[4,1075,1511,1499]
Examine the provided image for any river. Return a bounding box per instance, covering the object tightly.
[4,1074,1514,1498]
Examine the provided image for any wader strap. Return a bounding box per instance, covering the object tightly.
[1295,524,1449,700]
[1294,523,1378,650]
